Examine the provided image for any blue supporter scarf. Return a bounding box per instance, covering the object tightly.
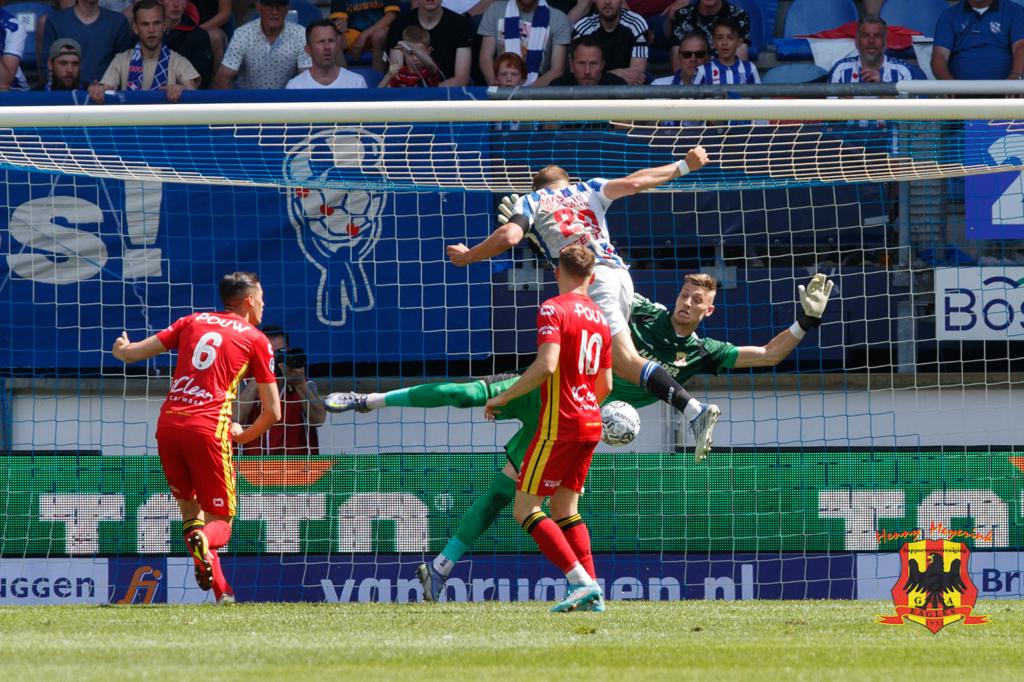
[502,0,550,85]
[126,43,171,91]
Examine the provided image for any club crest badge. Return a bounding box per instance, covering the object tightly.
[877,539,989,634]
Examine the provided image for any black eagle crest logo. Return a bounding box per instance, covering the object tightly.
[902,552,967,609]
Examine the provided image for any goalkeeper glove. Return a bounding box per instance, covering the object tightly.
[792,273,835,337]
[496,193,520,226]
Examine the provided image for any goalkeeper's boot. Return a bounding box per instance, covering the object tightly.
[690,404,721,464]
[185,530,214,591]
[416,562,446,603]
[324,392,370,414]
[550,583,603,613]
[577,591,606,613]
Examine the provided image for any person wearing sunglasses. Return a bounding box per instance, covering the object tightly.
[651,31,708,85]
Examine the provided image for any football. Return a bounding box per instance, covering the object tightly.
[601,401,641,446]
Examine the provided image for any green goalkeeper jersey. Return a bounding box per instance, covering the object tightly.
[609,294,739,408]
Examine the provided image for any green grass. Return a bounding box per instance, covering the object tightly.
[1,601,1020,680]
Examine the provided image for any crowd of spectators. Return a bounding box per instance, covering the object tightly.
[1,0,1022,95]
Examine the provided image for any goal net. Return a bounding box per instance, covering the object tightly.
[1,96,1022,605]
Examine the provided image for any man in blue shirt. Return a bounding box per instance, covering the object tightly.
[41,0,133,84]
[932,0,1024,80]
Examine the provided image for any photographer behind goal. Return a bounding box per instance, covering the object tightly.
[236,325,326,455]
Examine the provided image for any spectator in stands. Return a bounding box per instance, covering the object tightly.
[381,25,443,86]
[495,50,527,84]
[932,0,1024,80]
[552,34,624,84]
[0,5,29,90]
[571,0,649,85]
[237,325,325,457]
[651,31,708,85]
[330,0,402,72]
[41,0,134,84]
[665,0,749,69]
[162,0,215,88]
[478,0,572,86]
[88,0,200,102]
[693,16,757,83]
[286,18,368,88]
[190,0,231,71]
[386,0,474,87]
[828,16,922,84]
[213,0,312,89]
[39,38,86,90]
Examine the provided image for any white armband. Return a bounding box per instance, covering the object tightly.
[788,321,806,340]
[675,159,691,176]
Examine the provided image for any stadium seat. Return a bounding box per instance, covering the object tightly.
[879,0,948,37]
[288,0,324,28]
[761,62,826,84]
[782,0,858,38]
[4,2,52,70]
[730,0,765,61]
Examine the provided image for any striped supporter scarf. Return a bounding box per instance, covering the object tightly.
[501,0,550,86]
[127,43,171,91]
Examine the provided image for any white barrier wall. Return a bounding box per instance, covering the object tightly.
[11,386,1024,455]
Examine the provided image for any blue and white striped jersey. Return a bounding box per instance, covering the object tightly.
[513,179,626,269]
[0,10,28,91]
[692,59,760,85]
[828,56,921,84]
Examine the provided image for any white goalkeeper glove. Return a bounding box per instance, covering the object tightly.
[496,193,520,225]
[793,273,835,337]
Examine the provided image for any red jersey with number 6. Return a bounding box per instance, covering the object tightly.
[155,312,276,437]
[535,292,612,441]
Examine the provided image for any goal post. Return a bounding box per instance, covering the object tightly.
[1,90,1023,604]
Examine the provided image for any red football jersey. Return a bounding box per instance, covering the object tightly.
[156,311,276,437]
[535,292,612,441]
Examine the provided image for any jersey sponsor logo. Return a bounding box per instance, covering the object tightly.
[570,384,599,411]
[540,304,557,316]
[195,312,251,333]
[538,325,558,336]
[168,374,214,404]
[283,127,388,328]
[573,302,608,325]
[673,351,689,367]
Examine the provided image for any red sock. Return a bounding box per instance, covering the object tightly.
[557,514,595,579]
[204,520,232,550]
[208,550,232,600]
[522,512,579,574]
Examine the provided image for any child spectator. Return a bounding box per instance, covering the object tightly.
[495,51,526,86]
[692,17,758,85]
[380,25,442,86]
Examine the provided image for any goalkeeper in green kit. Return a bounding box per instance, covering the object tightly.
[324,268,835,601]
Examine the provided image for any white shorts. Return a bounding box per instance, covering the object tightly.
[587,265,634,338]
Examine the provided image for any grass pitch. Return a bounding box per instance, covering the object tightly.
[2,601,1020,680]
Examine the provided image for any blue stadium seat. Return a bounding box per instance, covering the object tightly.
[761,62,826,84]
[731,0,765,61]
[782,0,858,38]
[880,0,948,37]
[4,2,52,69]
[289,0,325,28]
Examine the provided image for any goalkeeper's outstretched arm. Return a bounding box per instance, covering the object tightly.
[733,273,835,368]
[603,146,710,201]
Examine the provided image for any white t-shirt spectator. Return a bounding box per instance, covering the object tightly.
[1,9,29,91]
[286,68,368,89]
[442,0,477,13]
[222,20,312,89]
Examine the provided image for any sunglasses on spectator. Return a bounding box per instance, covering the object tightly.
[680,50,707,59]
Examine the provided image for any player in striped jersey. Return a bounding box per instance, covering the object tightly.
[325,272,836,602]
[827,15,923,84]
[112,272,282,604]
[447,148,723,464]
[692,17,759,85]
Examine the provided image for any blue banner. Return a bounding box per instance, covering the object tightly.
[965,121,1024,240]
[0,168,494,370]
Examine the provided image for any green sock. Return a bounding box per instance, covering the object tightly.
[444,472,516,564]
[384,381,488,409]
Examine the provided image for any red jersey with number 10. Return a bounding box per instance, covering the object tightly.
[155,312,276,437]
[535,292,612,441]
